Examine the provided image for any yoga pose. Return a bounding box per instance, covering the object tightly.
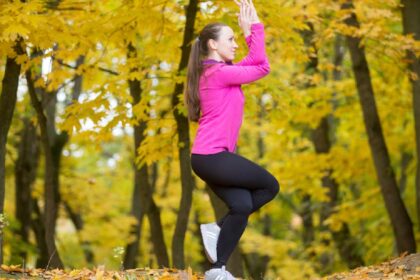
[184,0,279,279]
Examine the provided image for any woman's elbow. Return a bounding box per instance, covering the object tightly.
[262,63,270,75]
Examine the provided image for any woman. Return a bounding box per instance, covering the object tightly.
[184,0,280,279]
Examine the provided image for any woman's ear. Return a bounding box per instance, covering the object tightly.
[208,39,218,50]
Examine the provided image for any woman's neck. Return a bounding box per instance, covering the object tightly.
[204,54,225,63]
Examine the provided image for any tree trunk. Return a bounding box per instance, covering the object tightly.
[342,0,416,253]
[147,118,170,268]
[171,0,199,269]
[300,194,314,246]
[31,199,49,267]
[399,151,413,196]
[401,0,420,229]
[26,52,85,268]
[0,39,24,264]
[26,69,64,268]
[13,118,40,264]
[123,43,153,269]
[47,54,86,266]
[147,197,169,267]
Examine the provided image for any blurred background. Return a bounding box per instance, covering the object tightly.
[0,0,419,279]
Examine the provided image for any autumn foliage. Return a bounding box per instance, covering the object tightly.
[0,0,420,279]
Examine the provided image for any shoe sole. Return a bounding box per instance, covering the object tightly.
[200,224,217,263]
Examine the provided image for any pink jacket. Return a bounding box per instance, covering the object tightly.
[191,22,270,155]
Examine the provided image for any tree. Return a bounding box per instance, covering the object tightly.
[401,0,420,229]
[171,0,199,269]
[342,0,415,254]
[0,39,24,264]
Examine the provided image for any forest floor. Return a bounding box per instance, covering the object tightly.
[0,253,419,279]
[325,252,420,279]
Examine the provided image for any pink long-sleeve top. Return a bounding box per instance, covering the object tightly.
[191,22,270,155]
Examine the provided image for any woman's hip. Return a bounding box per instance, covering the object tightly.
[191,151,279,191]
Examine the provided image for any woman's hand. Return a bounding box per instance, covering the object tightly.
[234,0,260,37]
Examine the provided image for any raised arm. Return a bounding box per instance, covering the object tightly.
[213,0,270,86]
[213,61,270,86]
[234,22,268,66]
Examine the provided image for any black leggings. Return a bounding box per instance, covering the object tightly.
[191,151,280,268]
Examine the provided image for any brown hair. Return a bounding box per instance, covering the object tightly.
[184,22,228,122]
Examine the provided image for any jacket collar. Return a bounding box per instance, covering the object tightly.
[202,59,233,65]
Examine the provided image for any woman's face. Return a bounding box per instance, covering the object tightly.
[209,26,239,62]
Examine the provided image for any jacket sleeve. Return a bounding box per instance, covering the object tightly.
[234,23,267,66]
[213,62,270,86]
[213,23,270,86]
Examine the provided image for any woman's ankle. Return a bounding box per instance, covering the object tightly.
[210,261,225,269]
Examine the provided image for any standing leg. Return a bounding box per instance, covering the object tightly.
[207,184,253,268]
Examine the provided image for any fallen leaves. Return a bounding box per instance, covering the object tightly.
[0,265,206,280]
[1,254,420,279]
[325,253,420,280]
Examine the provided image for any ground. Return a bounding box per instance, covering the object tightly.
[0,253,419,279]
[325,253,420,280]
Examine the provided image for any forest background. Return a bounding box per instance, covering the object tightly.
[0,0,420,279]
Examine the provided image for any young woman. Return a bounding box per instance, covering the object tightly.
[184,0,280,279]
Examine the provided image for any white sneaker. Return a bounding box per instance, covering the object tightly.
[200,222,221,263]
[204,265,236,280]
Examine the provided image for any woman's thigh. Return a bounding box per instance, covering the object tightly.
[191,151,278,191]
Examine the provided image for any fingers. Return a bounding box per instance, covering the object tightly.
[234,0,257,28]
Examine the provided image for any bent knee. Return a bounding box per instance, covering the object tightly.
[269,177,280,197]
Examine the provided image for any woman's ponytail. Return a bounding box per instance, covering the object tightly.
[184,22,227,122]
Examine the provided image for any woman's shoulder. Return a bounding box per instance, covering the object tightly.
[202,64,225,78]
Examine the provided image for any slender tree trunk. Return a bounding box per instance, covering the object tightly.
[171,0,199,269]
[26,69,64,268]
[46,54,87,266]
[147,198,169,267]
[123,43,153,269]
[342,0,416,253]
[298,20,318,255]
[160,158,172,198]
[32,199,49,267]
[13,118,40,264]
[401,0,420,228]
[147,118,170,268]
[399,151,413,196]
[26,53,84,268]
[300,194,314,246]
[0,39,24,264]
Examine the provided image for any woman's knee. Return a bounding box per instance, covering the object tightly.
[268,176,280,197]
